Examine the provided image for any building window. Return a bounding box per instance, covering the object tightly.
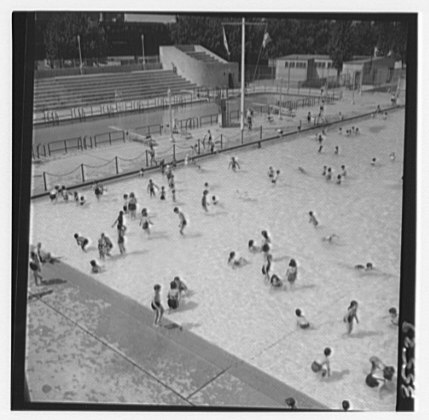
[285,62,289,68]
[289,62,295,68]
[296,62,306,68]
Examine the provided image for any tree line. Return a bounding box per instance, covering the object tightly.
[37,13,408,73]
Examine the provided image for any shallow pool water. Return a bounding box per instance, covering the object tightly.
[30,109,404,410]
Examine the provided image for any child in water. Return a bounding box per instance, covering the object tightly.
[262,253,273,282]
[139,208,153,234]
[326,167,332,181]
[151,284,164,327]
[322,166,327,176]
[167,281,180,310]
[117,228,126,255]
[341,165,347,177]
[228,157,240,171]
[389,307,399,326]
[160,186,166,200]
[201,190,209,212]
[311,347,332,378]
[74,233,89,251]
[336,174,342,185]
[261,230,271,246]
[90,260,103,274]
[295,308,310,329]
[228,251,249,268]
[128,193,137,218]
[286,259,298,287]
[147,179,159,198]
[174,207,187,235]
[270,274,283,288]
[335,146,339,155]
[248,240,261,253]
[344,300,359,334]
[308,211,319,227]
[268,166,275,179]
[271,170,280,185]
[173,276,188,296]
[122,194,129,213]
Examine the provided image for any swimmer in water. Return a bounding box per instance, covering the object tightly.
[336,174,342,185]
[74,233,89,251]
[344,300,359,335]
[139,168,145,177]
[174,207,187,235]
[261,230,271,246]
[49,187,59,203]
[389,152,396,161]
[167,281,180,310]
[79,196,86,206]
[286,259,298,287]
[211,195,219,205]
[128,193,137,219]
[151,284,164,326]
[94,182,104,200]
[326,167,332,181]
[248,240,261,253]
[160,186,166,200]
[112,211,125,233]
[371,157,377,166]
[90,259,103,274]
[295,308,310,329]
[322,166,327,176]
[201,190,209,212]
[61,186,69,201]
[354,262,374,271]
[308,211,319,227]
[262,253,273,282]
[147,179,159,198]
[173,276,188,296]
[270,274,283,288]
[228,156,241,171]
[271,170,280,185]
[268,166,275,179]
[122,194,129,213]
[29,252,43,286]
[312,347,332,378]
[341,165,347,177]
[117,228,126,255]
[389,307,399,326]
[228,251,249,268]
[298,167,307,174]
[139,208,153,234]
[322,234,338,243]
[335,146,339,155]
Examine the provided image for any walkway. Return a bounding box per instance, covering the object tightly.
[26,261,327,408]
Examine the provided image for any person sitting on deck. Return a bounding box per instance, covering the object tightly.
[270,274,283,288]
[389,307,399,326]
[90,259,103,274]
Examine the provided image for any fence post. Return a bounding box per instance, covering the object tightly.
[115,156,119,174]
[80,164,85,183]
[260,125,262,140]
[220,134,223,149]
[145,150,149,167]
[42,172,47,191]
[64,140,68,154]
[241,130,244,145]
[173,144,176,161]
[122,131,126,142]
[109,132,112,145]
[47,143,51,156]
[198,139,201,155]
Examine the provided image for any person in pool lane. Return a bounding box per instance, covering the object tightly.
[228,156,240,171]
[147,179,159,198]
[139,208,153,235]
[286,259,298,287]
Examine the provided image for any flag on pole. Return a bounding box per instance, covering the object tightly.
[223,26,230,57]
[262,32,272,49]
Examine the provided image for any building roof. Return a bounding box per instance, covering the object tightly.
[344,56,394,65]
[276,54,332,61]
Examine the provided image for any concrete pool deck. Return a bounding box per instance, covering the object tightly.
[26,261,327,409]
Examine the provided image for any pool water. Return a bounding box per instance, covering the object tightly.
[30,109,404,410]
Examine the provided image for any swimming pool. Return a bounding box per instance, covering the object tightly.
[30,108,404,410]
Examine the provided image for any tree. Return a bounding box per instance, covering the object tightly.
[44,12,107,62]
[328,20,354,76]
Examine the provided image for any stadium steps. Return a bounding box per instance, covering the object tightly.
[33,70,198,112]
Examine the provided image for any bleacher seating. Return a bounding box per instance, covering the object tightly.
[33,70,197,113]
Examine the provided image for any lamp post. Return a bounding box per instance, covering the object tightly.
[77,34,83,75]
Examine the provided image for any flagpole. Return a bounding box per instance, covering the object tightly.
[252,41,264,83]
[240,17,245,133]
